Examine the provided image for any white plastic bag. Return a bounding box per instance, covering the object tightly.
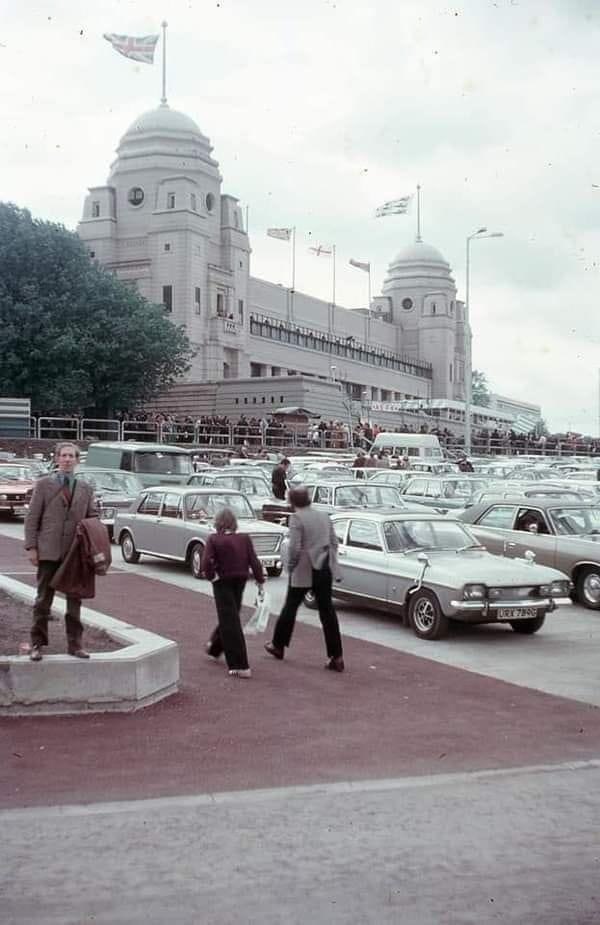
[244,586,272,635]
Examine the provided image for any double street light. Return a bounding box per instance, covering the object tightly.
[464,227,504,454]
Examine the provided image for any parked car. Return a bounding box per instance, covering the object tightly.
[187,469,274,517]
[84,442,194,486]
[0,472,34,516]
[114,486,287,578]
[0,462,47,480]
[76,468,144,539]
[262,479,416,526]
[458,499,600,609]
[400,476,490,513]
[302,511,570,639]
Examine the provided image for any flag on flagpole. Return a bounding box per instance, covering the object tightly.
[267,228,292,241]
[103,33,160,64]
[308,244,333,256]
[375,195,412,218]
[349,258,370,272]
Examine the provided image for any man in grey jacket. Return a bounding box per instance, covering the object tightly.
[24,442,97,661]
[265,486,344,671]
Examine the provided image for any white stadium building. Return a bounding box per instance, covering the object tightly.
[77,99,538,433]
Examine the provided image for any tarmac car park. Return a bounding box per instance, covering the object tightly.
[304,511,571,639]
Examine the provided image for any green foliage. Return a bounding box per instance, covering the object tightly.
[0,202,194,413]
[471,369,491,407]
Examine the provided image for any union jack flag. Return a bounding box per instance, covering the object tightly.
[308,244,333,256]
[103,32,159,64]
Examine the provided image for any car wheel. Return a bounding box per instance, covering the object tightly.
[189,542,205,579]
[408,589,449,640]
[510,614,546,634]
[120,531,140,564]
[266,564,283,578]
[575,566,600,610]
[303,589,317,609]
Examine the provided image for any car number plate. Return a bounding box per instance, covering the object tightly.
[497,607,537,620]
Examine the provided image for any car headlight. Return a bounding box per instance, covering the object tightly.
[463,583,486,600]
[101,507,115,519]
[0,494,7,501]
[549,580,570,596]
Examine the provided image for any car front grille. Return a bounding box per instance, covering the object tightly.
[488,586,537,600]
[249,533,282,555]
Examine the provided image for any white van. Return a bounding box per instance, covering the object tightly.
[370,432,443,460]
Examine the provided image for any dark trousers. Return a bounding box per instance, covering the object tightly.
[272,563,343,659]
[207,577,249,670]
[31,560,83,649]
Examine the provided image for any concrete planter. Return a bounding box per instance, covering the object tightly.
[0,576,179,716]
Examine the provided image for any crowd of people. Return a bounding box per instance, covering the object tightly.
[26,409,600,457]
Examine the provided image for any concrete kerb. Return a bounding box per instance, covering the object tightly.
[0,575,179,716]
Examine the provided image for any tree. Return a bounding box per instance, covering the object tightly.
[471,369,492,407]
[0,203,195,413]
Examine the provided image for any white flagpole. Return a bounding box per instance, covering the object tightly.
[416,184,422,242]
[291,227,296,291]
[332,244,336,306]
[161,21,168,104]
[367,264,372,311]
[245,205,249,234]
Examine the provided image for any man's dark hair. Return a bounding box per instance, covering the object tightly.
[288,486,310,509]
[280,457,291,466]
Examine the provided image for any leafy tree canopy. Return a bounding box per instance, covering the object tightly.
[471,369,492,407]
[0,202,195,414]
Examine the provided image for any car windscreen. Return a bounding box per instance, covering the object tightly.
[383,519,476,552]
[334,485,401,507]
[133,451,193,475]
[184,493,255,520]
[79,471,142,493]
[548,507,600,536]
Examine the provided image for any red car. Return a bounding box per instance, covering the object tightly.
[0,470,34,516]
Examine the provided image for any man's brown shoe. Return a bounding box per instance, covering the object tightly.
[30,646,42,662]
[68,647,90,659]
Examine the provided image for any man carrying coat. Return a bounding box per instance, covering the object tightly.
[24,442,98,661]
[265,486,344,672]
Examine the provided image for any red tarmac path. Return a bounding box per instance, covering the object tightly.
[1,532,600,810]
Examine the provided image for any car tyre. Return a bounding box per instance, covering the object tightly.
[266,564,283,578]
[189,542,205,580]
[575,566,600,610]
[510,614,546,634]
[120,531,140,564]
[408,588,449,640]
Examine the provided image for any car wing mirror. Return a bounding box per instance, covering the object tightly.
[524,549,536,563]
[415,552,430,590]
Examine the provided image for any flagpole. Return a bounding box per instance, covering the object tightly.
[367,265,372,311]
[291,227,296,291]
[332,245,336,307]
[161,21,168,104]
[416,184,422,242]
[245,205,249,234]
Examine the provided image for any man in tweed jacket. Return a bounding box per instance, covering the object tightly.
[24,442,97,661]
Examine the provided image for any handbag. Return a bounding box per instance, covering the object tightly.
[244,586,271,635]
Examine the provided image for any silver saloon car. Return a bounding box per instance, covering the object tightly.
[305,511,570,640]
[114,486,287,578]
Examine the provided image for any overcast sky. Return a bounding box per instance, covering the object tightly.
[1,0,599,434]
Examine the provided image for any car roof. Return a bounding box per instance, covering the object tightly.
[330,510,457,523]
[141,485,247,496]
[87,442,188,453]
[77,467,140,475]
[461,498,599,521]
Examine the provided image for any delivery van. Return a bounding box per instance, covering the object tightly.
[370,432,443,460]
[83,442,194,486]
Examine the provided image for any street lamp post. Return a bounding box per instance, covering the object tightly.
[464,228,503,454]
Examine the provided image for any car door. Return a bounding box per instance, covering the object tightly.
[401,478,430,507]
[153,492,186,559]
[132,490,164,551]
[341,519,387,604]
[499,506,559,568]
[467,504,519,555]
[311,484,332,514]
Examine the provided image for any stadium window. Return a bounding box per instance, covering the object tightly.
[162,285,173,313]
[167,192,175,209]
[191,193,197,211]
[164,242,171,252]
[92,201,100,217]
[194,287,201,314]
